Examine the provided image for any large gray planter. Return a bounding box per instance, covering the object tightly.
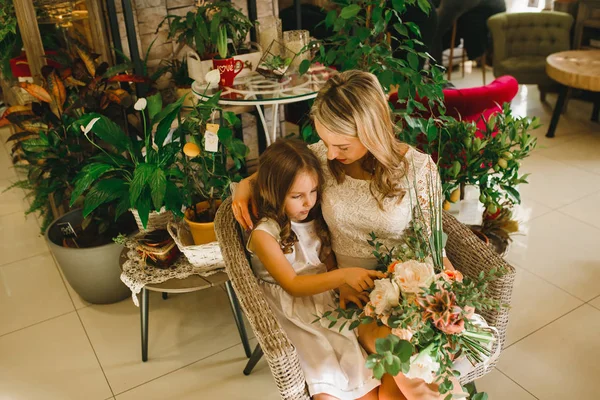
[46,209,131,304]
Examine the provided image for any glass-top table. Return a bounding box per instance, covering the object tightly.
[192,66,336,146]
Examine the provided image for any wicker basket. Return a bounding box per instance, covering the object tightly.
[167,220,224,271]
[130,208,174,232]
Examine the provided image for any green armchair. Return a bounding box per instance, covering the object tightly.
[487,11,574,101]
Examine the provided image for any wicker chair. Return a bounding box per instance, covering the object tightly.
[214,198,516,399]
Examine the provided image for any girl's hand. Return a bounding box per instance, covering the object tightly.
[343,268,385,292]
[232,177,258,230]
[339,284,370,310]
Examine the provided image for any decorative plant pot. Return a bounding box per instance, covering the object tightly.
[256,40,297,81]
[130,207,174,232]
[470,228,490,246]
[45,209,131,304]
[184,201,222,245]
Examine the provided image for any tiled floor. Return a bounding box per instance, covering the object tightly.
[1,63,599,400]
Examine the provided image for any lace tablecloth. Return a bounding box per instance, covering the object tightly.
[120,239,225,306]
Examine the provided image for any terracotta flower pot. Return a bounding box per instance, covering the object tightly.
[184,201,222,245]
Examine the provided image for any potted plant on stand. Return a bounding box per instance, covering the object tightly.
[179,86,249,244]
[70,92,188,232]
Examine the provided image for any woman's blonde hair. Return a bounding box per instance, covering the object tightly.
[311,70,408,206]
[253,139,330,257]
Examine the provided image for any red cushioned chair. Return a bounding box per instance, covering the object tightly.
[390,75,519,137]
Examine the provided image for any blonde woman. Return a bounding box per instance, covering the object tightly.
[234,70,458,400]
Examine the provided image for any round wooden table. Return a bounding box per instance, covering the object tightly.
[545,50,600,138]
[119,248,252,362]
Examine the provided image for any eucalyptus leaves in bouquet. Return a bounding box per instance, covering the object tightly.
[70,93,188,229]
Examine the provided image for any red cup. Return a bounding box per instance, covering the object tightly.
[212,58,244,87]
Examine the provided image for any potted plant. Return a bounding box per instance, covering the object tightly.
[164,57,195,107]
[0,50,140,304]
[256,40,295,81]
[179,87,249,244]
[160,1,253,60]
[70,91,188,231]
[159,1,259,83]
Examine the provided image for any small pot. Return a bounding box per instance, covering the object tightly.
[184,201,222,245]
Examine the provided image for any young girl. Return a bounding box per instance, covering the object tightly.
[246,139,384,400]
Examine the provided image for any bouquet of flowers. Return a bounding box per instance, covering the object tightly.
[317,166,505,399]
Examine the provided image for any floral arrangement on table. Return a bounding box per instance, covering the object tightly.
[317,170,504,399]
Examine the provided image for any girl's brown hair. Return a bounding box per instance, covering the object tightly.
[311,70,409,207]
[253,139,330,257]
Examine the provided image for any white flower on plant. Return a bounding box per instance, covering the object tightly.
[205,69,221,85]
[134,98,147,111]
[405,346,440,384]
[369,279,400,316]
[393,258,435,294]
[80,117,101,135]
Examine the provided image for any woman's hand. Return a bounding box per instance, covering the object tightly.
[338,284,370,310]
[232,176,258,230]
[343,268,385,292]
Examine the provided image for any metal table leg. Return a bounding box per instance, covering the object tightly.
[225,281,252,358]
[254,104,281,149]
[546,85,568,138]
[141,287,149,362]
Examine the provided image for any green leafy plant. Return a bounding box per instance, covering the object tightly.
[398,104,539,213]
[180,89,249,222]
[159,1,253,60]
[0,0,20,80]
[163,58,193,88]
[70,92,187,229]
[300,0,445,105]
[1,39,138,233]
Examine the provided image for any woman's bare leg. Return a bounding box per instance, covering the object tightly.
[379,374,407,400]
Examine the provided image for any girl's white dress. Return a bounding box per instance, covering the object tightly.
[248,218,380,400]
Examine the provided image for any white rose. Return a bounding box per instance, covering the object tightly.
[393,259,435,294]
[369,279,400,316]
[405,349,440,384]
